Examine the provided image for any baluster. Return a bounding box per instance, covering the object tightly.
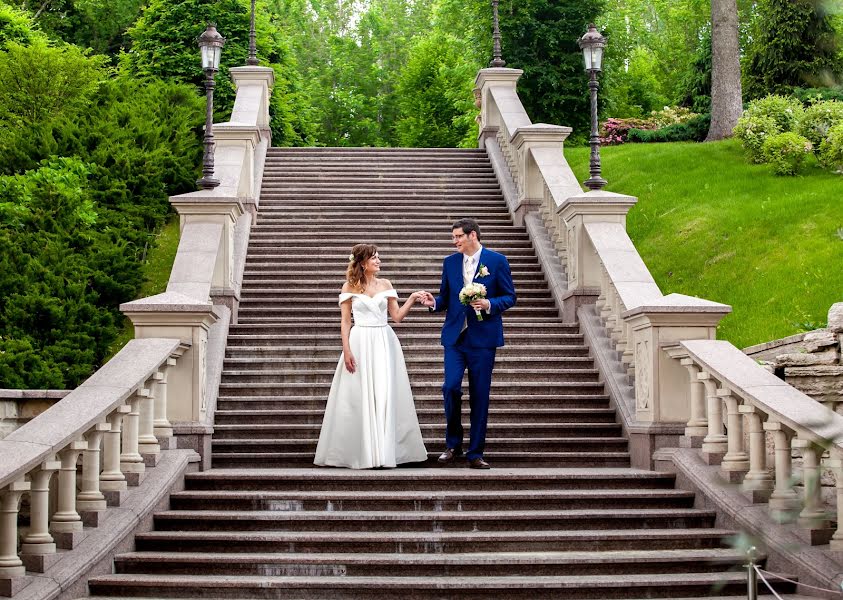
[100,405,131,498]
[611,295,625,351]
[19,458,60,572]
[595,265,608,313]
[153,360,175,443]
[120,389,148,483]
[698,371,727,463]
[738,404,773,502]
[828,449,843,552]
[717,389,750,481]
[0,479,30,591]
[680,359,707,441]
[77,422,110,516]
[138,377,161,461]
[793,440,830,531]
[763,420,800,522]
[50,440,87,549]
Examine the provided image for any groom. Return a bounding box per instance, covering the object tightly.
[419,218,516,469]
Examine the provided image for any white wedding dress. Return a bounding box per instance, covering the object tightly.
[314,289,428,469]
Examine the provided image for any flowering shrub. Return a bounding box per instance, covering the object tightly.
[600,117,655,145]
[761,132,813,176]
[744,95,804,133]
[796,100,843,148]
[649,106,698,128]
[818,122,843,173]
[734,114,780,163]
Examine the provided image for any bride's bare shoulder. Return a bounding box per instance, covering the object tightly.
[377,278,394,291]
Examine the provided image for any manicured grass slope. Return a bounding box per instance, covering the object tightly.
[564,139,843,348]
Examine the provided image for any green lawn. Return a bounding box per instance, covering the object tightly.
[106,215,181,358]
[564,139,843,348]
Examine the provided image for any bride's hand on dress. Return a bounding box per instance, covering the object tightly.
[343,350,356,374]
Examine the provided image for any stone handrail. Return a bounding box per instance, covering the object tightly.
[668,339,843,550]
[119,66,275,467]
[0,338,185,595]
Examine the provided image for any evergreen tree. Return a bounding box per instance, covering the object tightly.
[499,0,605,139]
[744,0,842,98]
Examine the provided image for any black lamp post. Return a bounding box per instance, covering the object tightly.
[578,23,607,191]
[197,23,226,190]
[246,0,258,66]
[489,0,505,68]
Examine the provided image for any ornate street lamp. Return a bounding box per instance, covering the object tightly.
[578,23,608,191]
[489,0,505,68]
[247,0,258,66]
[197,23,226,190]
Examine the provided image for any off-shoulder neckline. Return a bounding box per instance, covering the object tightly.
[340,289,396,299]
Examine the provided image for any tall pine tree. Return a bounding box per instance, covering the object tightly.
[744,0,842,98]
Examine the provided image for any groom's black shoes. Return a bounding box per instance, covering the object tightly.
[468,457,491,469]
[437,448,463,464]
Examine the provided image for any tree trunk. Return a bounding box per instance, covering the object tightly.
[706,0,743,141]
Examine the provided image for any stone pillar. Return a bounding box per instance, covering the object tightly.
[474,68,524,136]
[138,378,161,462]
[100,405,131,497]
[717,389,750,480]
[19,458,59,573]
[50,440,87,549]
[623,297,731,428]
[77,423,110,513]
[828,449,843,552]
[679,358,707,440]
[153,360,176,444]
[557,191,638,321]
[794,440,830,530]
[509,125,571,225]
[739,405,773,502]
[764,421,800,522]
[0,479,29,595]
[120,389,146,484]
[699,372,728,463]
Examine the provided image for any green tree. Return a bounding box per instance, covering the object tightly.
[0,1,42,47]
[499,0,605,138]
[744,0,843,98]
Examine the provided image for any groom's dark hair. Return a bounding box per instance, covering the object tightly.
[452,218,480,239]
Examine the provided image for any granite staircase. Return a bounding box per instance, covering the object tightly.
[88,147,794,598]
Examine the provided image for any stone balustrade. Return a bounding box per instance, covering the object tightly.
[0,338,184,597]
[668,339,843,548]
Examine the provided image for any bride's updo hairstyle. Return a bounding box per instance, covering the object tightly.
[346,243,378,292]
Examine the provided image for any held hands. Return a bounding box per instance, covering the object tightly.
[416,291,435,308]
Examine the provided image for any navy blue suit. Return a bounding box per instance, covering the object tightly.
[431,248,516,460]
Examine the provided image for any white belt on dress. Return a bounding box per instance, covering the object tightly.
[353,323,388,328]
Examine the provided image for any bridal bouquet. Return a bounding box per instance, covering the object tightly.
[459,282,488,321]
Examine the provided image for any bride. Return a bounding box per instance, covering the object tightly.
[314,243,428,469]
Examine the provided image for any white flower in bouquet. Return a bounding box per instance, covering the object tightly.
[459,282,487,321]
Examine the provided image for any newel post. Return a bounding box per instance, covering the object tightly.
[556,191,637,322]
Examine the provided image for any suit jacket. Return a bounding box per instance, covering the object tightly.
[432,248,516,348]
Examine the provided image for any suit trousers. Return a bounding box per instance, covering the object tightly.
[442,333,497,461]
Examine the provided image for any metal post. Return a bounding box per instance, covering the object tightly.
[584,69,607,191]
[746,546,758,600]
[247,0,258,66]
[489,0,506,68]
[197,68,220,189]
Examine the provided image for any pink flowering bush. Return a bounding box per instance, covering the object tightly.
[600,117,655,145]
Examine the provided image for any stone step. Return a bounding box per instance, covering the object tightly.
[216,382,606,397]
[218,369,601,385]
[225,328,582,339]
[112,547,747,578]
[253,214,513,224]
[183,468,676,492]
[256,203,510,213]
[130,526,735,554]
[220,356,593,369]
[210,452,631,469]
[213,407,618,425]
[243,246,538,257]
[260,183,503,192]
[167,488,695,512]
[151,508,715,533]
[237,285,552,296]
[235,308,559,319]
[87,570,794,599]
[223,345,590,359]
[237,295,554,307]
[214,394,612,411]
[243,254,539,265]
[211,423,624,441]
[261,174,500,184]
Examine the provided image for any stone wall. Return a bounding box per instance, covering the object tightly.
[0,389,68,439]
[753,303,843,408]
